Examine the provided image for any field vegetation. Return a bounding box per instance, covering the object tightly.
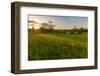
[28,20,88,60]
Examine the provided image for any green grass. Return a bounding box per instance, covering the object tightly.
[28,32,88,60]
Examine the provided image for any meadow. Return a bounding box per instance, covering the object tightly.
[28,32,88,60]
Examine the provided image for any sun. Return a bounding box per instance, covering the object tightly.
[28,26,32,29]
[34,25,40,29]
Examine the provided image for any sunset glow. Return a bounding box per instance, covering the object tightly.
[34,25,40,29]
[28,15,88,30]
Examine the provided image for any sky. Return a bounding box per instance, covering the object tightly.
[28,15,88,30]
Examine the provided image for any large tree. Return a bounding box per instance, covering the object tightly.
[40,23,55,30]
[28,20,38,28]
[40,20,56,33]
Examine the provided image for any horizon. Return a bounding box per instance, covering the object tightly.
[28,15,88,30]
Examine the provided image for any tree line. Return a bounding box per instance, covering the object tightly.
[28,20,87,34]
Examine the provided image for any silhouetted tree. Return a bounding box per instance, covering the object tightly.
[40,20,56,33]
[31,27,35,32]
[48,20,53,23]
[28,20,38,24]
[28,28,32,32]
[71,26,77,34]
[28,20,38,32]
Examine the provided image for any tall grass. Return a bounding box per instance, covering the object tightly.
[28,32,88,60]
